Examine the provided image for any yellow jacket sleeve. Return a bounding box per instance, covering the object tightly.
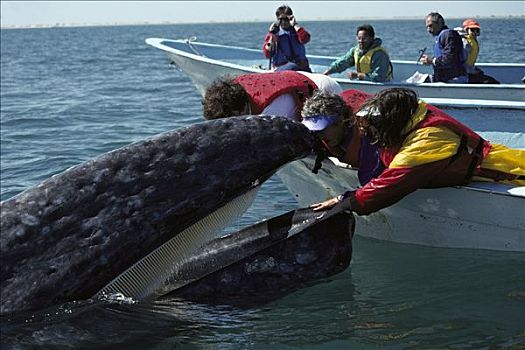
[389,126,461,168]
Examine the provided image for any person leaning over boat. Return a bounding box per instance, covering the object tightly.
[420,12,468,83]
[202,71,342,120]
[301,90,384,185]
[456,19,500,84]
[322,24,393,82]
[263,5,311,72]
[310,87,525,215]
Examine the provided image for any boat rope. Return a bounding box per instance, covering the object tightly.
[184,36,206,57]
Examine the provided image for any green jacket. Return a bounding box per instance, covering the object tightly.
[326,38,392,82]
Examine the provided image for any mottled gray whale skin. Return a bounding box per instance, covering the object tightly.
[165,206,354,306]
[0,116,316,315]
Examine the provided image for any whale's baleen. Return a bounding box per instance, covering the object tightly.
[0,116,316,315]
[164,207,354,305]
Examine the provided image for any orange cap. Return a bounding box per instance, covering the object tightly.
[463,18,480,29]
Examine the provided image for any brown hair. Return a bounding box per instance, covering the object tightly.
[275,5,293,17]
[357,88,419,148]
[202,77,249,120]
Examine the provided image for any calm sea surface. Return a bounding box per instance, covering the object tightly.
[1,19,525,349]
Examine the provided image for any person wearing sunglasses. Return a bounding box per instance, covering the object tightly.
[458,18,500,84]
[263,5,311,72]
[420,12,468,83]
[301,90,384,186]
[309,88,525,214]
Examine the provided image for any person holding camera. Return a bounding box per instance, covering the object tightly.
[262,5,311,72]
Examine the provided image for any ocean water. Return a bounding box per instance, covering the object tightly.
[1,19,525,349]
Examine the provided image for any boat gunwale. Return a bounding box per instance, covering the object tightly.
[146,37,265,74]
[146,38,525,91]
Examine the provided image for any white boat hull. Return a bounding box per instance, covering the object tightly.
[277,156,525,252]
[145,38,525,251]
[146,38,525,109]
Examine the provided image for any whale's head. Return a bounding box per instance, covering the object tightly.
[0,116,317,315]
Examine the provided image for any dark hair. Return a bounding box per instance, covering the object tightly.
[276,5,293,17]
[356,24,375,38]
[426,12,445,26]
[202,77,249,120]
[357,88,419,148]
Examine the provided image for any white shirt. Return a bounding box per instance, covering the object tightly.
[261,72,342,120]
[297,71,343,95]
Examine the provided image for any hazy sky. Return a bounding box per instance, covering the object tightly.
[1,1,524,27]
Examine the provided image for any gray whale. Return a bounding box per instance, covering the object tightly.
[0,116,316,315]
[166,206,355,306]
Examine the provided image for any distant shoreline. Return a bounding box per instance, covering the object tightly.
[1,15,522,30]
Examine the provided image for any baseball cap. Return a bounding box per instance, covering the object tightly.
[463,18,480,29]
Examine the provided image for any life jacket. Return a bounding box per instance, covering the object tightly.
[339,89,373,113]
[234,71,317,116]
[380,101,492,184]
[433,28,467,82]
[353,46,393,80]
[272,29,309,69]
[463,34,479,67]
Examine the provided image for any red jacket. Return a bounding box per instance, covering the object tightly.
[263,27,311,69]
[234,71,317,118]
[262,28,311,58]
[349,102,508,215]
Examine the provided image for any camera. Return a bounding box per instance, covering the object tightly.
[270,21,280,34]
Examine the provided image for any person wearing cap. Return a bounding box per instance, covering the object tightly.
[301,90,383,186]
[322,24,393,82]
[310,87,525,214]
[420,12,468,83]
[202,71,342,120]
[263,5,311,72]
[459,18,500,84]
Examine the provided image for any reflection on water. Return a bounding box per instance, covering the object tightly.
[2,236,524,349]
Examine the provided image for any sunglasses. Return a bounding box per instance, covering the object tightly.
[278,16,291,22]
[468,28,480,33]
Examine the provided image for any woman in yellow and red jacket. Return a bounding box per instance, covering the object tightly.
[311,88,525,215]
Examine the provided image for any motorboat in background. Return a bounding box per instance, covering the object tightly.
[146,38,525,110]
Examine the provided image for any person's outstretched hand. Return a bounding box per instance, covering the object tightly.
[310,196,340,211]
[310,195,352,212]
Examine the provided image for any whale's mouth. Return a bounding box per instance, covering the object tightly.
[93,186,260,300]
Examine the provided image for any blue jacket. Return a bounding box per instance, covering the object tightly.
[432,27,466,82]
[267,28,310,70]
